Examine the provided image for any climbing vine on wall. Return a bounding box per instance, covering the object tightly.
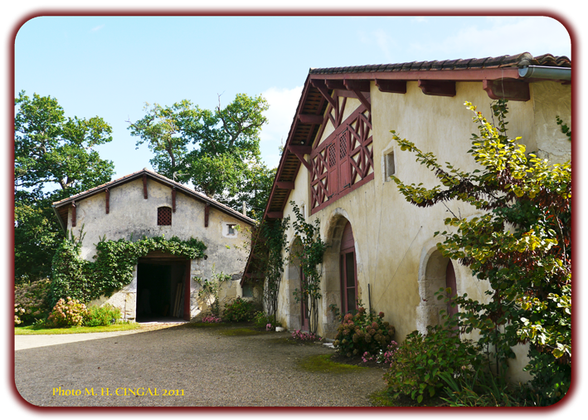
[50,233,206,306]
[289,201,328,335]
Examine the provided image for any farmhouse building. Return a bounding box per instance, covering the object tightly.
[243,52,571,381]
[52,168,255,322]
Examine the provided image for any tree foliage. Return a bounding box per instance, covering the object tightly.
[14,91,115,282]
[128,94,272,215]
[391,100,571,403]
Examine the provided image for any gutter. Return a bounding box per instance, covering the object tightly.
[518,65,571,81]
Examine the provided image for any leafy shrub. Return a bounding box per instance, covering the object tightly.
[524,347,571,405]
[14,279,52,325]
[83,304,121,327]
[333,307,396,358]
[383,325,486,404]
[223,297,257,322]
[46,297,87,327]
[253,311,281,330]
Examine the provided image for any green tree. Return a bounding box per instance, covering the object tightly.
[128,93,271,213]
[14,91,115,282]
[391,100,571,404]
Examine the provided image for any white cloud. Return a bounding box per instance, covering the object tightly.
[414,17,571,59]
[91,24,105,32]
[259,86,303,168]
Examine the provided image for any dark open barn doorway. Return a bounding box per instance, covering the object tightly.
[136,253,190,322]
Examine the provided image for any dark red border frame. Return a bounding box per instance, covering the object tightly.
[2,4,584,419]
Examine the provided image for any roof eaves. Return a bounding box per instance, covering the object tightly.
[52,168,256,226]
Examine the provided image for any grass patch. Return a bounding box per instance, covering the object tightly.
[218,327,263,337]
[297,354,367,373]
[15,322,140,335]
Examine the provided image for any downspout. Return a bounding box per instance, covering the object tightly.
[518,65,571,81]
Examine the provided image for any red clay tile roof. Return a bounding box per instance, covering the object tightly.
[309,52,571,75]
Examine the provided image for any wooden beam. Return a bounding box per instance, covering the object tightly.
[418,80,456,97]
[325,80,346,90]
[343,80,370,92]
[276,181,295,190]
[483,79,530,101]
[288,145,313,172]
[172,188,176,212]
[376,79,407,94]
[71,202,76,228]
[105,189,110,214]
[343,80,371,111]
[204,203,210,227]
[298,114,324,125]
[266,211,284,219]
[143,174,148,199]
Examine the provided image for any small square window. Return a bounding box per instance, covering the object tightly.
[157,207,172,226]
[242,285,253,298]
[227,224,236,236]
[385,151,396,179]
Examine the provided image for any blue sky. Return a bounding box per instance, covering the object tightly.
[14,15,572,181]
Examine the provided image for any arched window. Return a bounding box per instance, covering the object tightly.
[157,207,172,226]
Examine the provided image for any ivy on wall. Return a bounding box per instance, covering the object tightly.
[50,233,207,306]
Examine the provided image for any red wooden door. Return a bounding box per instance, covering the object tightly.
[300,267,309,331]
[340,222,357,314]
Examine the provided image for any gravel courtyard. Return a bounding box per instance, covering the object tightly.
[14,323,388,408]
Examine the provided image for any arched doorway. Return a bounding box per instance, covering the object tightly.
[340,221,358,315]
[417,247,458,332]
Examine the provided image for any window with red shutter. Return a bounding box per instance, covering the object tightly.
[310,106,374,214]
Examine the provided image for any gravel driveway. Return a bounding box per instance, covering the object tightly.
[14,323,388,407]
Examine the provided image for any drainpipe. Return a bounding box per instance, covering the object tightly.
[518,65,571,81]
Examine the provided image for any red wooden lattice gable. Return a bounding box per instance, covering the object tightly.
[310,102,374,214]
